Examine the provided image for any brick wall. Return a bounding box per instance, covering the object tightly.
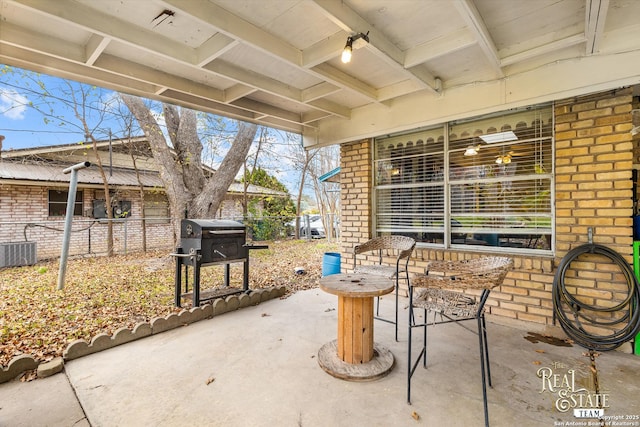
[339,140,373,265]
[632,95,640,212]
[218,196,262,219]
[0,184,261,261]
[552,88,636,337]
[555,87,635,254]
[0,185,175,259]
[340,87,637,330]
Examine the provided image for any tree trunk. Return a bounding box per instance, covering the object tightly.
[130,152,147,252]
[243,127,265,217]
[120,94,258,244]
[89,137,115,256]
[192,122,257,217]
[66,81,115,256]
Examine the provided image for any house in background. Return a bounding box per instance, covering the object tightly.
[0,137,288,264]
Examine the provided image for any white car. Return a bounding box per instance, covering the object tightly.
[297,215,326,239]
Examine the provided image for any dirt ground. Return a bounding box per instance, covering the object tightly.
[0,239,339,367]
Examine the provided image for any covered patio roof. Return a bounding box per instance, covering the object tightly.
[1,0,639,147]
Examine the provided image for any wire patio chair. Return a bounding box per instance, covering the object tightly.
[353,235,416,341]
[407,256,514,427]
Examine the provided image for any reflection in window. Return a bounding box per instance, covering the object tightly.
[374,104,553,253]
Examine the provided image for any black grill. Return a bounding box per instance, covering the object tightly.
[172,219,267,307]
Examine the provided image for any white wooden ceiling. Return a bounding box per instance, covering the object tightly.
[1,0,639,147]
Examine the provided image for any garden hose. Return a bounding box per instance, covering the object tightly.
[552,243,640,352]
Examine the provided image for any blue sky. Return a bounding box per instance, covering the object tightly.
[0,76,88,149]
[0,67,134,150]
[0,65,317,198]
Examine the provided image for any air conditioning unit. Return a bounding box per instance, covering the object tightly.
[0,242,37,268]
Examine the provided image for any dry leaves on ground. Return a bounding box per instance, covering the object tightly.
[0,239,338,367]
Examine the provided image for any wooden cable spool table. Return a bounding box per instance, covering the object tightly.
[318,273,395,381]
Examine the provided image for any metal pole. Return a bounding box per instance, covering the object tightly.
[57,161,91,290]
[123,218,128,255]
[303,214,310,240]
[108,130,113,177]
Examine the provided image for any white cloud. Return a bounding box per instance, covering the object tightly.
[0,89,29,120]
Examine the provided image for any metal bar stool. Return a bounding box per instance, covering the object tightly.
[407,256,513,427]
[353,235,416,341]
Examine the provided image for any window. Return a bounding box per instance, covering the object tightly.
[48,190,83,217]
[143,193,170,223]
[375,128,445,239]
[374,104,553,253]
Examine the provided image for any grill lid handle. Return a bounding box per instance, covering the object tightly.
[206,229,245,235]
[213,249,227,258]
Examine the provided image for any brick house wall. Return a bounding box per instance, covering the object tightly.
[218,197,246,219]
[0,184,264,260]
[340,87,638,331]
[339,140,373,254]
[0,185,175,259]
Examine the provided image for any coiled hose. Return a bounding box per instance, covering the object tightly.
[552,243,640,351]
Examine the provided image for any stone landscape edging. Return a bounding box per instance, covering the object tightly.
[0,286,287,384]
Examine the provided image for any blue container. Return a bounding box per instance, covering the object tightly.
[322,252,341,276]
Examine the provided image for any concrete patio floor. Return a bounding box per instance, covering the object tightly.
[1,288,639,427]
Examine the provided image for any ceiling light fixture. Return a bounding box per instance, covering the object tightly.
[464,145,480,156]
[479,131,518,144]
[495,154,512,164]
[341,32,370,63]
[496,150,514,164]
